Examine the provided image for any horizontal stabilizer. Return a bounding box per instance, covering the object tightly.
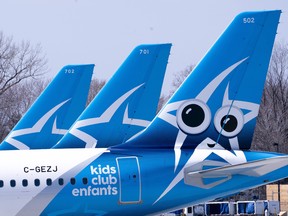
[184,156,288,189]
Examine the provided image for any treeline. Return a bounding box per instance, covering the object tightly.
[0,31,106,142]
[0,31,47,141]
[0,28,287,153]
[253,42,288,153]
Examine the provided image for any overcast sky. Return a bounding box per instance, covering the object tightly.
[1,0,288,94]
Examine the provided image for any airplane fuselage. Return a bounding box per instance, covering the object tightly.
[0,148,286,215]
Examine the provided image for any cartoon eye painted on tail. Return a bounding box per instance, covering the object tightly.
[176,99,211,135]
[214,105,244,137]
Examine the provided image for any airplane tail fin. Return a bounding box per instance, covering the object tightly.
[0,64,94,150]
[117,11,281,151]
[54,44,171,148]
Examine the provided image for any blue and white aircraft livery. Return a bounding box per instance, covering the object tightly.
[54,44,171,149]
[0,65,94,150]
[1,11,288,216]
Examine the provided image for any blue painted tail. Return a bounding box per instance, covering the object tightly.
[54,44,171,148]
[118,11,281,151]
[0,64,94,150]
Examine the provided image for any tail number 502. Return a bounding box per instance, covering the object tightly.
[243,17,255,24]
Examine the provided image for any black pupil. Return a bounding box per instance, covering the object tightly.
[181,104,205,127]
[221,115,238,132]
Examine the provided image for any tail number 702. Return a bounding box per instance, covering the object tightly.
[140,49,150,55]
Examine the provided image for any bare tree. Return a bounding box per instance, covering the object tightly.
[170,64,195,96]
[0,79,47,141]
[157,64,195,112]
[252,42,288,152]
[86,78,106,105]
[0,31,47,96]
[157,94,169,113]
